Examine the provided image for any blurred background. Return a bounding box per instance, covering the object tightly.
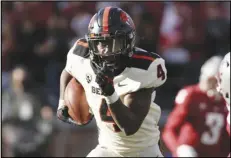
[1,1,230,157]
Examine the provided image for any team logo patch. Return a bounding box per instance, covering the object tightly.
[120,11,128,23]
[86,73,92,83]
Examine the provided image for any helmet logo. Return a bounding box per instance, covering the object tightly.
[120,12,128,23]
[121,12,135,29]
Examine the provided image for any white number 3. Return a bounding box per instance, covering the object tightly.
[201,112,224,145]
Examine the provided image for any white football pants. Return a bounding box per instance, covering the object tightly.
[87,143,163,157]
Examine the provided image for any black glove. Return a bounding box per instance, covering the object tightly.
[57,106,94,126]
[95,64,115,96]
[57,106,78,126]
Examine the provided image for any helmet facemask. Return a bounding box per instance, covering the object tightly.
[87,31,133,76]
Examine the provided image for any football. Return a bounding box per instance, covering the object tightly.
[64,78,93,125]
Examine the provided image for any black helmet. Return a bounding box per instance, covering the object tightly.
[86,7,136,76]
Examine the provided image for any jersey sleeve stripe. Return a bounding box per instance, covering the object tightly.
[132,54,155,61]
[73,38,89,58]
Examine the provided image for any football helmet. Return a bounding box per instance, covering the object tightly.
[199,56,223,91]
[86,7,136,76]
[217,52,230,105]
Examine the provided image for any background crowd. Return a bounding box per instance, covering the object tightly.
[2,1,230,157]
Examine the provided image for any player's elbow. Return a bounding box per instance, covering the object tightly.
[124,121,142,136]
[162,128,170,142]
[124,127,138,136]
[162,127,175,143]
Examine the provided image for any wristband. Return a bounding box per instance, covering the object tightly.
[58,99,65,110]
[104,91,120,104]
[176,144,197,157]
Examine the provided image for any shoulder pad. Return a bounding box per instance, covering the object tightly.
[175,87,193,105]
[123,55,167,89]
[175,85,200,103]
[72,38,90,58]
[128,47,161,70]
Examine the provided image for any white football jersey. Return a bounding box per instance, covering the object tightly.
[65,39,167,154]
[218,52,230,126]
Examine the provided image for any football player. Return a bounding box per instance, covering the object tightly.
[57,7,167,157]
[162,56,230,157]
[217,52,230,157]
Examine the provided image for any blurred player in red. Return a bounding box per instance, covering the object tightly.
[217,52,230,157]
[162,56,230,157]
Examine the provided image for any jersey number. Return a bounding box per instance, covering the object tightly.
[99,100,121,132]
[201,112,224,145]
[157,64,165,80]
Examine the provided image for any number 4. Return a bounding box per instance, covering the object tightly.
[157,64,165,80]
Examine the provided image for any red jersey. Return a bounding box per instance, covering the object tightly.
[162,84,230,157]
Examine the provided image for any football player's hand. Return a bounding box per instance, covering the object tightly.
[95,64,115,96]
[57,105,78,126]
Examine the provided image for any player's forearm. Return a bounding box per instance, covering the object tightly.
[162,106,188,153]
[162,129,179,153]
[59,69,72,101]
[107,98,142,136]
[162,117,185,153]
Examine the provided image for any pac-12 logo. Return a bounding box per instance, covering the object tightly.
[86,73,92,83]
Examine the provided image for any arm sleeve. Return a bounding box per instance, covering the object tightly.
[162,88,192,154]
